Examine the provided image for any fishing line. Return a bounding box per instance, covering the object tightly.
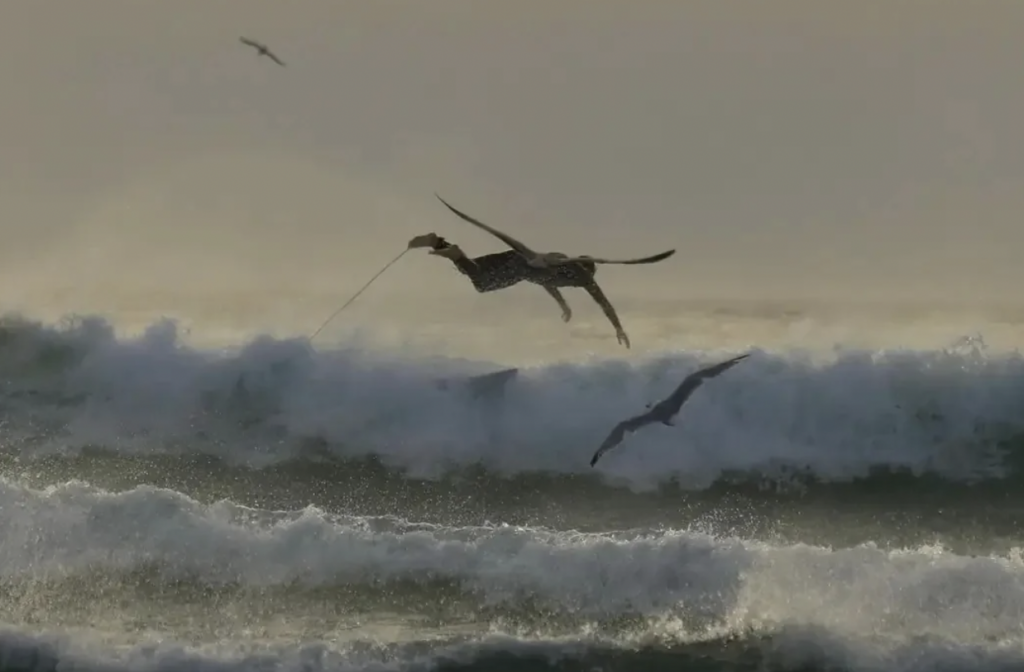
[309,247,409,341]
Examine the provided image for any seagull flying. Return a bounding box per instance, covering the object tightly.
[239,37,285,67]
[590,353,750,467]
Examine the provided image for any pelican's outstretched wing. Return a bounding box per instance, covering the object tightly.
[555,250,677,266]
[434,194,538,257]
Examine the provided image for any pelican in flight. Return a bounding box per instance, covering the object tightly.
[434,194,676,269]
[239,37,285,67]
[590,353,750,467]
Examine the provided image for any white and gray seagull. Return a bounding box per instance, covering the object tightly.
[590,353,750,467]
[239,37,285,67]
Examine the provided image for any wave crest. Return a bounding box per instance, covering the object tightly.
[0,313,1022,489]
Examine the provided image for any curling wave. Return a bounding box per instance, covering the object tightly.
[4,479,1024,672]
[0,313,1022,491]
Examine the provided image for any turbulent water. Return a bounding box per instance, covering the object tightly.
[3,310,1024,672]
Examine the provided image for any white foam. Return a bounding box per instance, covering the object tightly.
[1,314,1023,487]
[7,625,1024,672]
[4,478,1024,648]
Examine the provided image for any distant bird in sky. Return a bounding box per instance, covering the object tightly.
[239,37,285,67]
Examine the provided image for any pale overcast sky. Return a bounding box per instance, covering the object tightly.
[0,1,1022,323]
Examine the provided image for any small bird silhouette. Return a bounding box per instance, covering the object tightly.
[239,37,285,67]
[590,353,750,467]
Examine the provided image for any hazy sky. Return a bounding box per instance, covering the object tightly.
[2,1,1023,325]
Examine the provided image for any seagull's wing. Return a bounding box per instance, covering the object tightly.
[666,353,750,411]
[240,37,262,50]
[434,194,538,258]
[589,413,653,467]
[266,50,286,66]
[590,423,627,467]
[695,353,751,380]
[552,250,677,266]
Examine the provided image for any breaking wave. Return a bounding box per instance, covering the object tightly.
[4,313,1024,671]
[0,313,1022,490]
[3,478,1024,672]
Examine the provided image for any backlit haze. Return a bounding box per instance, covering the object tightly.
[0,1,1022,360]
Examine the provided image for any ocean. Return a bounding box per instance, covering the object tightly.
[3,303,1024,672]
